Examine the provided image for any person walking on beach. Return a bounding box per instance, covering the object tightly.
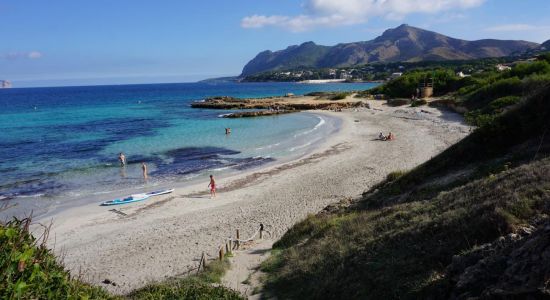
[208,175,216,199]
[118,152,127,166]
[142,162,148,180]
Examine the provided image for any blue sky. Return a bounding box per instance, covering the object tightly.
[1,0,549,87]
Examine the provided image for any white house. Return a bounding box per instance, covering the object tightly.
[496,64,512,72]
[390,72,403,79]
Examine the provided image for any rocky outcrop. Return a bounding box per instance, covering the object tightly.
[223,110,296,118]
[191,98,368,111]
[444,222,550,299]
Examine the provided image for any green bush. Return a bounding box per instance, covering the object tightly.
[0,218,243,299]
[387,99,410,106]
[370,69,460,98]
[330,92,351,100]
[489,96,521,110]
[509,61,550,78]
[127,278,243,300]
[538,52,550,63]
[0,219,115,300]
[386,170,408,182]
[465,76,523,109]
[411,99,428,107]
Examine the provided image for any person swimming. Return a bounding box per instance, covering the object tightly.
[119,153,126,166]
[225,128,231,135]
[208,175,216,198]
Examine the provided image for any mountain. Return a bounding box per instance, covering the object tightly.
[541,39,550,50]
[241,42,331,77]
[241,24,539,76]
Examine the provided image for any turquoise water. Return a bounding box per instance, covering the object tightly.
[0,81,377,203]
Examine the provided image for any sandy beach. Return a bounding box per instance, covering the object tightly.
[31,100,471,295]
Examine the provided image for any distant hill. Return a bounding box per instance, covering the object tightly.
[541,39,550,50]
[241,24,539,76]
[199,76,240,83]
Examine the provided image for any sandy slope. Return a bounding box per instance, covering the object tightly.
[34,101,470,295]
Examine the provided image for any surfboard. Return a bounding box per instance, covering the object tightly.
[145,188,175,197]
[100,189,174,206]
[100,193,149,206]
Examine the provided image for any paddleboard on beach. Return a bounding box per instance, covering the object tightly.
[145,188,175,197]
[100,188,174,206]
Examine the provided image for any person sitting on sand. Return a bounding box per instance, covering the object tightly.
[118,152,126,166]
[379,132,386,141]
[387,132,395,141]
[208,175,216,199]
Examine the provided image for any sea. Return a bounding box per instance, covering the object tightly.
[0,81,377,216]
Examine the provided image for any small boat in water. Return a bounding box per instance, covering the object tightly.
[100,188,174,206]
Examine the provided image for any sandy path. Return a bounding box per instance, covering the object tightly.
[36,102,470,295]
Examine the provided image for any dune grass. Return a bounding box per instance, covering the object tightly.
[0,218,117,300]
[0,217,243,299]
[259,85,550,299]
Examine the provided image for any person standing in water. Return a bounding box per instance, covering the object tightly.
[142,162,148,180]
[118,152,127,166]
[208,175,216,198]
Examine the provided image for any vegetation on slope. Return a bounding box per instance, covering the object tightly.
[366,52,550,126]
[0,218,243,299]
[0,218,116,299]
[260,84,550,299]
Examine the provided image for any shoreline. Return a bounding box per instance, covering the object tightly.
[29,110,345,222]
[28,100,470,295]
[1,110,341,222]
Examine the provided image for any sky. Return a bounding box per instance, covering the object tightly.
[1,0,549,87]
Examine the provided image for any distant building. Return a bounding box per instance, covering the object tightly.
[390,72,403,79]
[339,72,352,80]
[0,80,12,88]
[496,64,512,72]
[456,71,471,78]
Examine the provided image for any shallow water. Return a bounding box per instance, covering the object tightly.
[0,81,377,203]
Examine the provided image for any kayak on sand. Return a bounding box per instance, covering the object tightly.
[100,188,174,206]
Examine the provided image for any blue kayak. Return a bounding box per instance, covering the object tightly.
[100,188,174,206]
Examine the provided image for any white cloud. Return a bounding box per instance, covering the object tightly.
[1,51,43,60]
[242,0,485,31]
[28,51,43,59]
[241,15,290,29]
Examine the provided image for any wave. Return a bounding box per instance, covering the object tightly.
[289,141,313,152]
[255,142,281,151]
[15,193,45,198]
[293,116,326,138]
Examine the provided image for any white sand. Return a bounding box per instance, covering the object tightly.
[32,101,471,295]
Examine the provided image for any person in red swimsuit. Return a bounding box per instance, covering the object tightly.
[208,175,216,199]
